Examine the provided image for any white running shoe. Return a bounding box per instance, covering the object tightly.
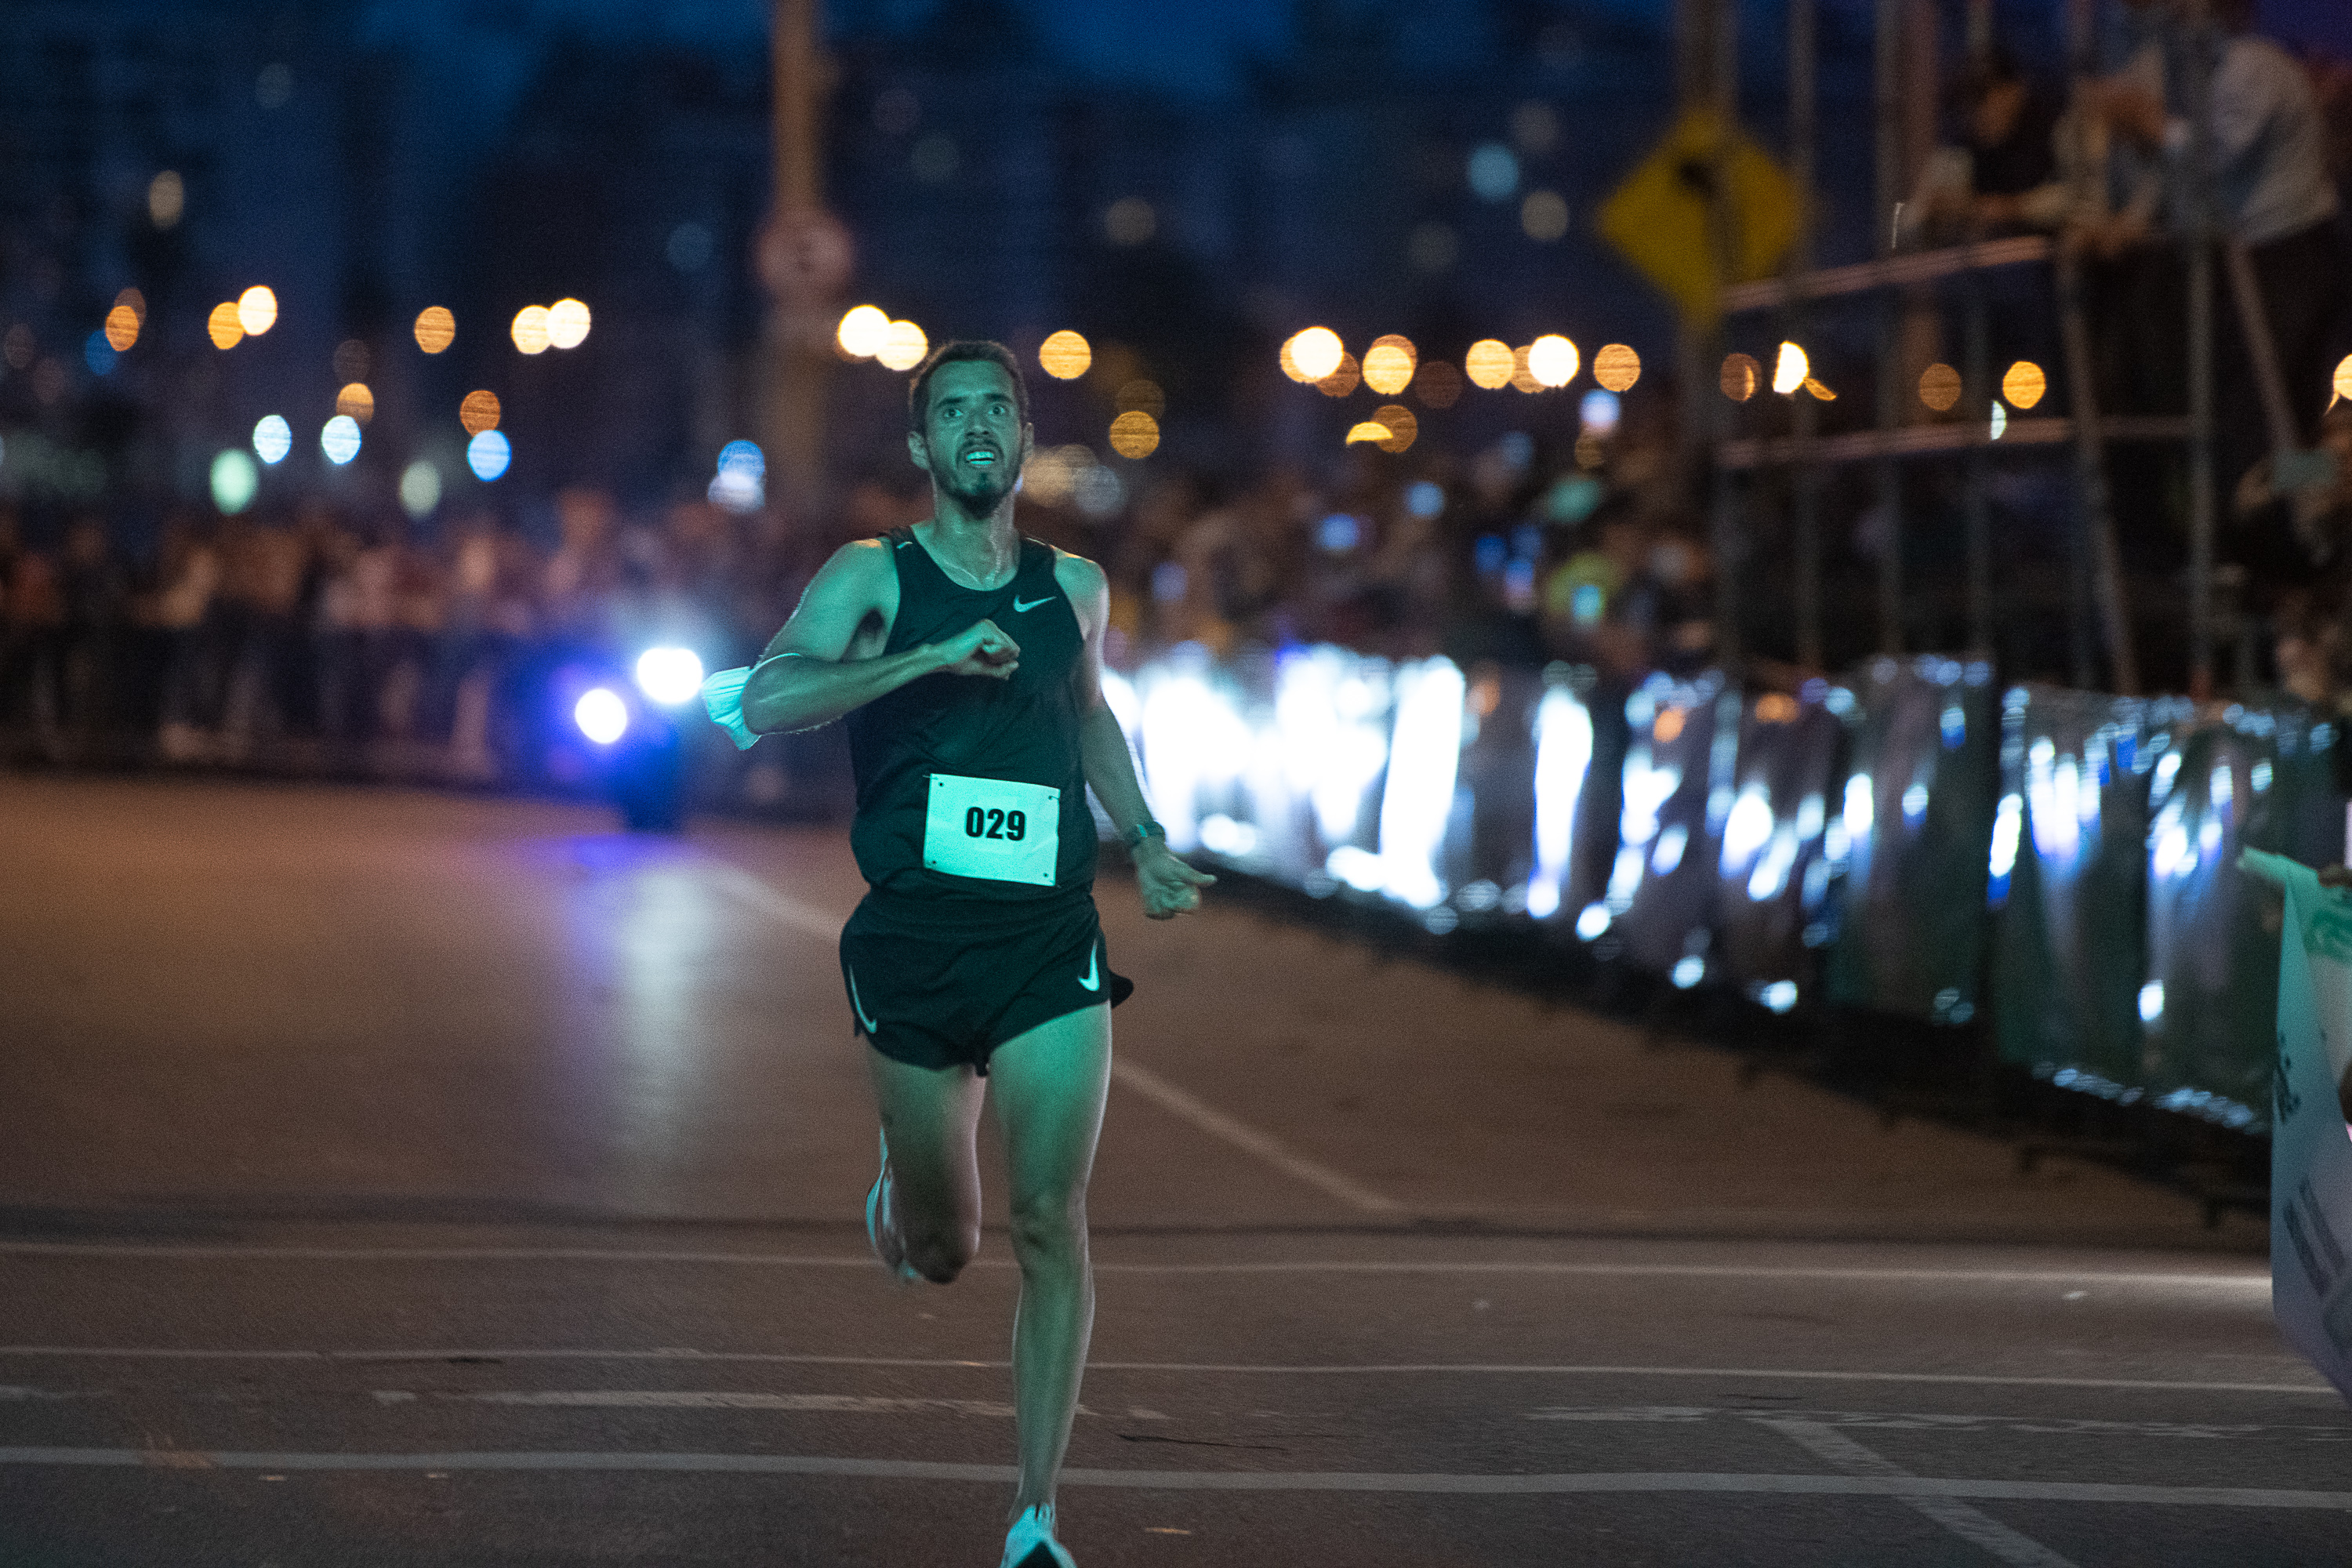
[999,1504,1075,1568]
[865,1127,924,1286]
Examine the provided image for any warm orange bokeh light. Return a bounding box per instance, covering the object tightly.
[1038,329,1091,380]
[414,307,456,354]
[1593,343,1640,392]
[459,390,503,434]
[1463,339,1515,390]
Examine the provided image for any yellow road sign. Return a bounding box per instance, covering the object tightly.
[1599,108,1800,327]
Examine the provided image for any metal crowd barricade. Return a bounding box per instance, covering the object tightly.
[1595,671,1741,984]
[1715,686,1847,1012]
[1989,684,2155,1097]
[1111,641,2337,1138]
[1824,654,1999,1025]
[2140,702,2346,1130]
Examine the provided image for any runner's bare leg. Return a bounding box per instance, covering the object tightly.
[864,1047,986,1282]
[984,1001,1112,1517]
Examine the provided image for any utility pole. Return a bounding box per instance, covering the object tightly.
[758,0,850,507]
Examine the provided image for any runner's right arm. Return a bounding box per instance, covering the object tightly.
[741,539,1019,734]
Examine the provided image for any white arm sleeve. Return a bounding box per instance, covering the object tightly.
[699,665,760,750]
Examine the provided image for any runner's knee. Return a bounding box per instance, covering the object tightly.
[1008,1188,1085,1263]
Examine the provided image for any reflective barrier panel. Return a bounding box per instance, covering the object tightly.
[1591,671,1740,984]
[2140,702,2345,1130]
[1824,655,1998,1024]
[1985,691,2154,1100]
[1113,641,2338,1133]
[1989,685,2154,1094]
[1444,663,1552,925]
[1715,688,1846,1012]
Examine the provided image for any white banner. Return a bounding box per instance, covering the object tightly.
[2240,848,2352,1405]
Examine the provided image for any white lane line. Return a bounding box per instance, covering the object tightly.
[0,1243,2265,1290]
[0,1348,2330,1395]
[441,1392,1021,1416]
[1103,1059,1408,1217]
[1767,1418,2080,1566]
[2,1446,2350,1506]
[699,858,1408,1219]
[694,861,843,942]
[1533,1406,2352,1442]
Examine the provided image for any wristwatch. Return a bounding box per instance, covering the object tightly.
[1120,819,1166,851]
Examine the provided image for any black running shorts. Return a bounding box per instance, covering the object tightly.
[839,892,1134,1075]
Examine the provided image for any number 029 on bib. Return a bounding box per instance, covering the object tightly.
[924,773,1061,886]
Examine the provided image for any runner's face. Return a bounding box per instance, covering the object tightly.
[914,361,1028,511]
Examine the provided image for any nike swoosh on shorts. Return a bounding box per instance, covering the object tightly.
[1078,945,1101,992]
[847,967,880,1033]
[1012,594,1053,612]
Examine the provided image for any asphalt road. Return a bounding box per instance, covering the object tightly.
[0,774,2343,1567]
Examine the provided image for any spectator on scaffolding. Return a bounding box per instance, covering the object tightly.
[311,513,370,744]
[2095,0,2346,446]
[2237,400,2352,564]
[57,512,130,746]
[1909,46,2068,240]
[147,510,223,762]
[2269,583,2345,710]
[1538,496,1651,682]
[0,512,67,747]
[219,511,310,753]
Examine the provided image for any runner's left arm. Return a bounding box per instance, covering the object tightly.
[1058,554,1214,920]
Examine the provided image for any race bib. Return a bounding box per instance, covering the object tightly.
[924,773,1060,886]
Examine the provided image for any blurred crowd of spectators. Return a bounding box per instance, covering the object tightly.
[0,393,1719,789]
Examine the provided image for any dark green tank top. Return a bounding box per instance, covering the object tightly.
[845,527,1096,908]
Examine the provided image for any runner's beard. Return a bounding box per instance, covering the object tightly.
[935,442,1020,514]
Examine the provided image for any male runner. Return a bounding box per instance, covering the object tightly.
[729,341,1211,1568]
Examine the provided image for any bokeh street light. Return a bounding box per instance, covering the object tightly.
[1772,341,1809,396]
[468,429,512,481]
[210,449,258,514]
[1283,327,1343,384]
[1528,335,1579,388]
[511,305,551,354]
[460,390,502,434]
[320,415,361,465]
[1038,330,1091,379]
[252,415,292,465]
[2002,361,2047,409]
[837,305,889,358]
[414,307,456,354]
[1109,411,1160,459]
[237,286,278,336]
[875,320,929,372]
[1593,343,1641,392]
[1464,339,1514,390]
[1362,335,1416,396]
[546,298,591,349]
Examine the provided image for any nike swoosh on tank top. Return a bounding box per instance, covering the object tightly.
[844,527,1096,918]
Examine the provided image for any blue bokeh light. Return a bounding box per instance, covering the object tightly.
[468,428,512,481]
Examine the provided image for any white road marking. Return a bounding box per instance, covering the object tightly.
[0,1242,2267,1290]
[2,1446,2350,1507]
[0,1347,2330,1395]
[1767,1417,2080,1566]
[443,1392,1022,1416]
[1533,1406,2352,1441]
[695,862,842,942]
[699,859,1410,1218]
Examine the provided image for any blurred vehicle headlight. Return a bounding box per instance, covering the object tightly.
[575,688,630,745]
[634,647,705,706]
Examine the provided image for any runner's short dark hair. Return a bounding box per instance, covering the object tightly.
[909,340,1029,433]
